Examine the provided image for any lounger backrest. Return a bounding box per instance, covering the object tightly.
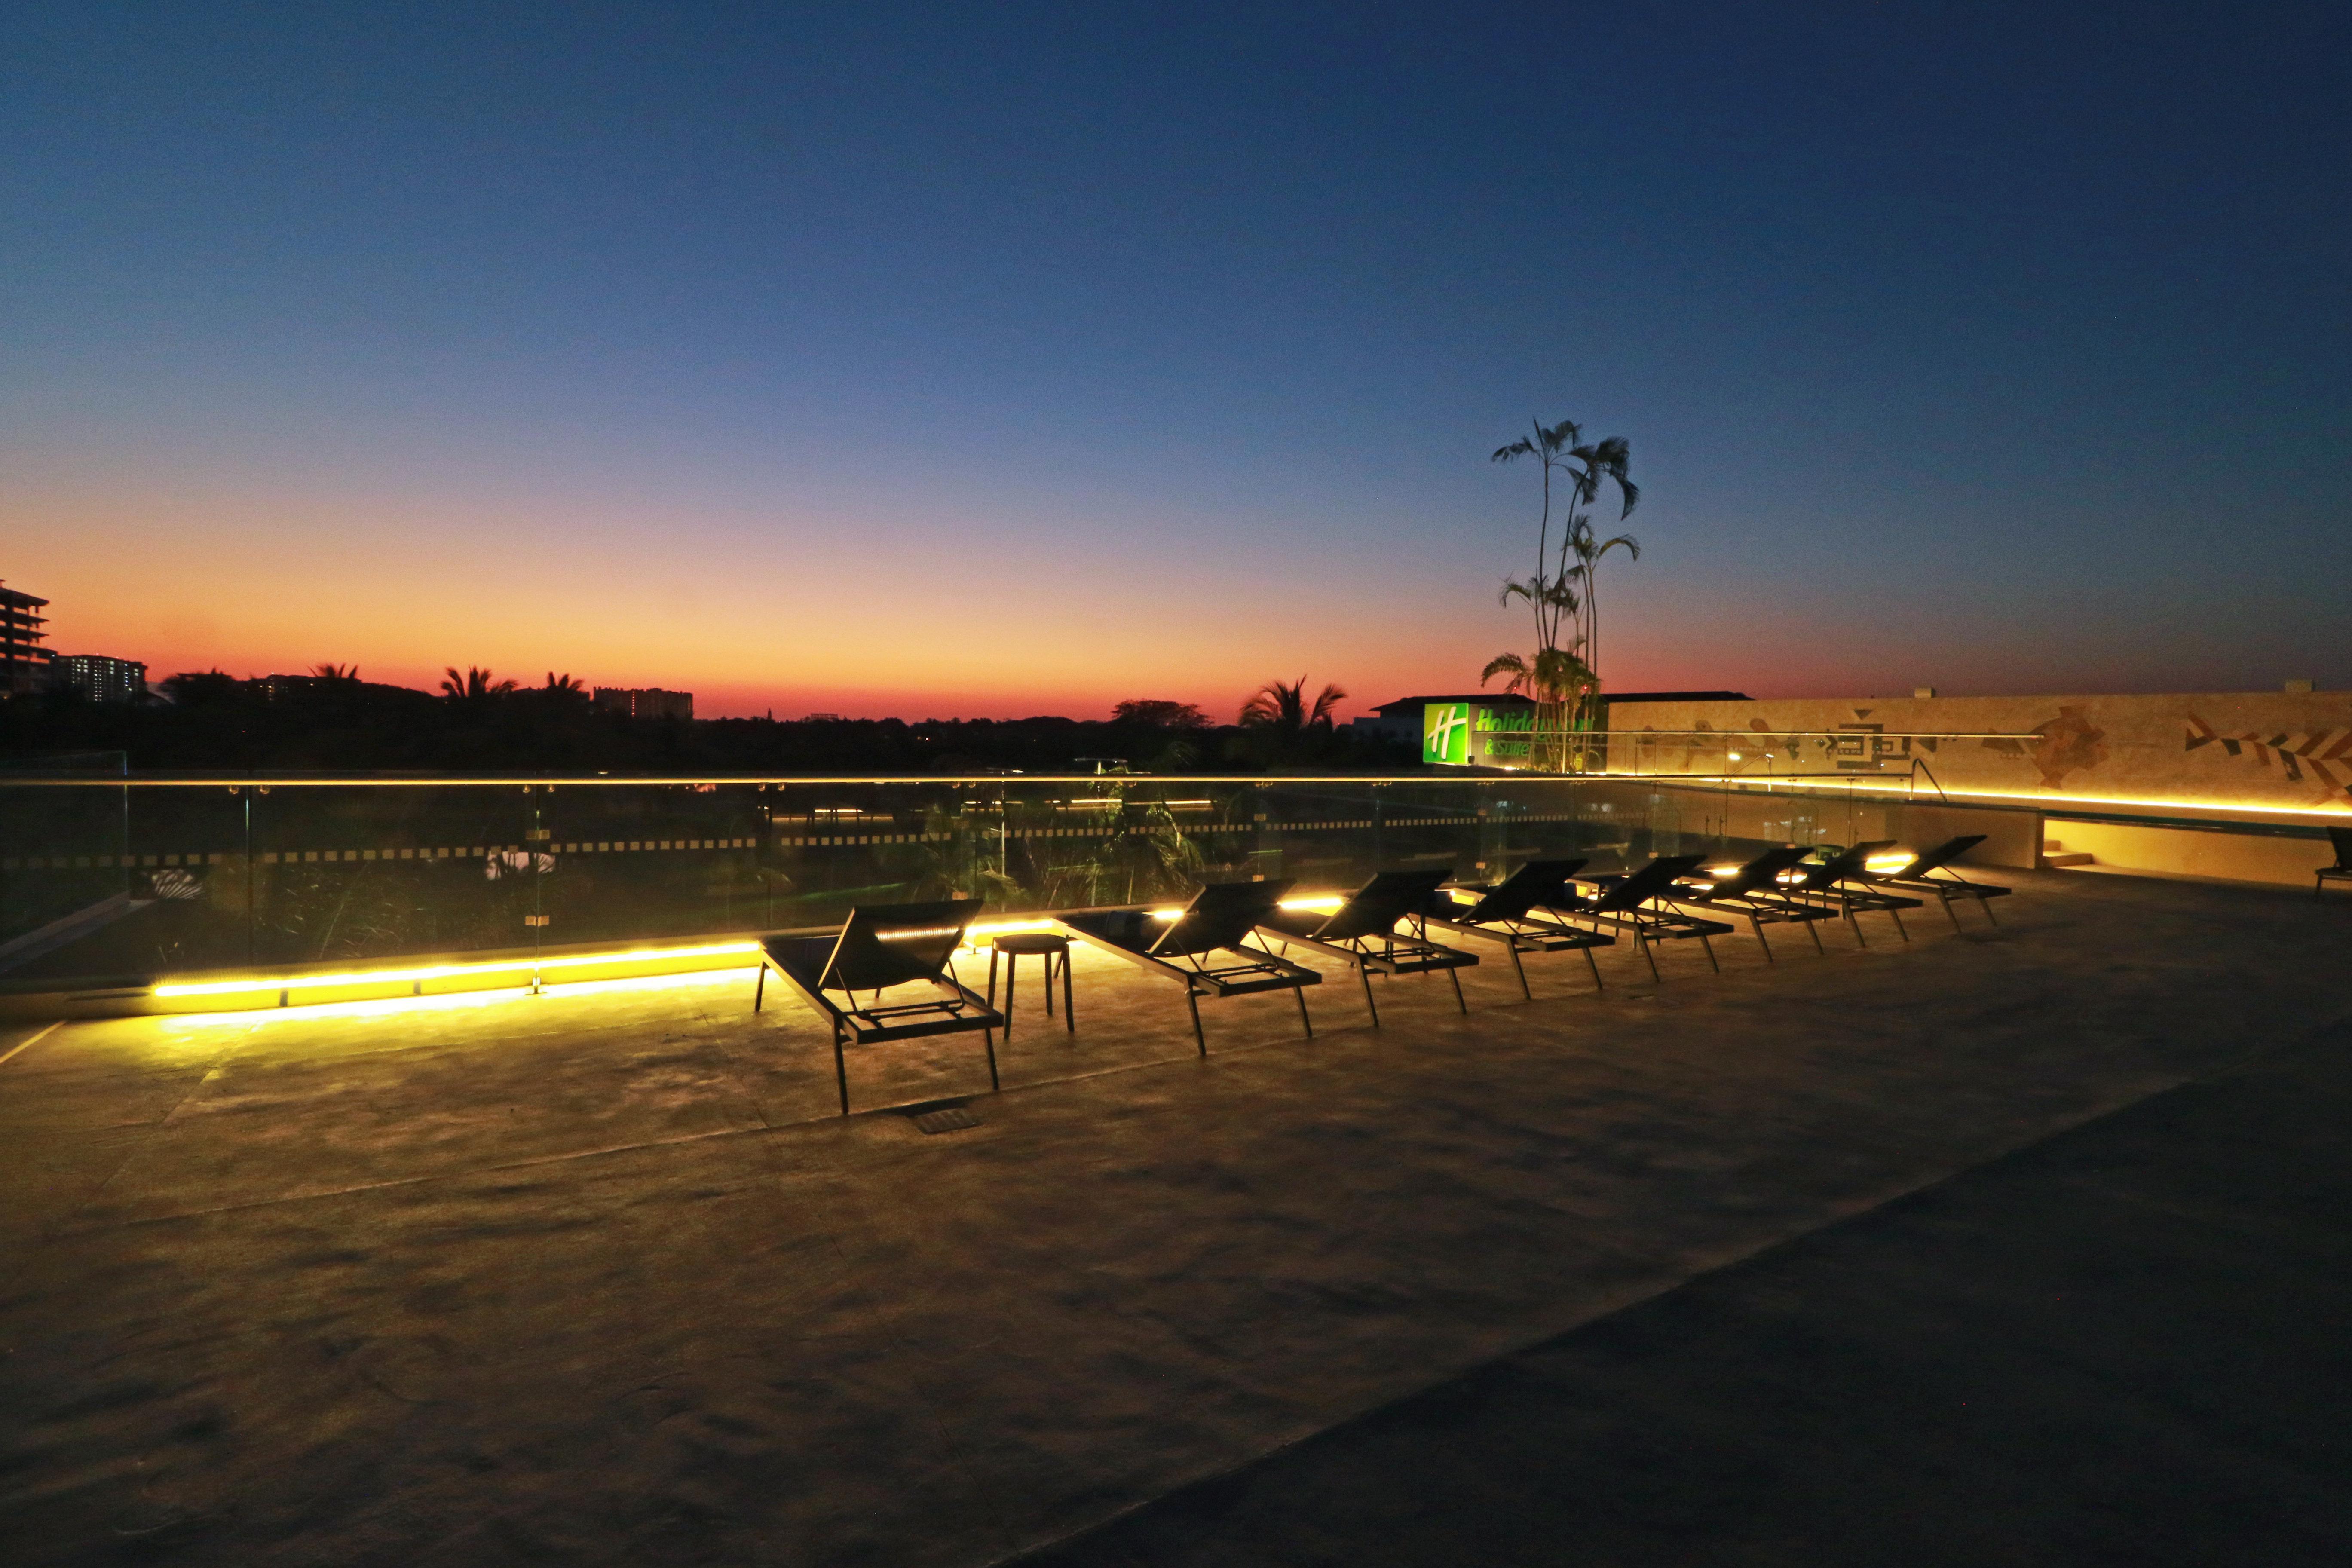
[1314,868,1453,941]
[819,899,985,993]
[1449,858,1586,923]
[1586,854,1709,913]
[1150,879,1293,957]
[1888,835,1986,880]
[1706,845,1812,898]
[1792,840,1896,891]
[2331,826,2352,870]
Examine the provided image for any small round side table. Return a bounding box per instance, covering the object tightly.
[989,931,1074,1036]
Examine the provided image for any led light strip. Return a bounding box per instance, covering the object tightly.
[1662,776,2352,820]
[153,941,761,998]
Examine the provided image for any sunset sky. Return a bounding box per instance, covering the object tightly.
[5,3,2347,719]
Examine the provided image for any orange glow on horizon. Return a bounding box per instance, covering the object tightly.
[8,477,1509,721]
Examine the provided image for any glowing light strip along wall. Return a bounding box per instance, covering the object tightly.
[0,742,2043,788]
[153,941,761,998]
[145,898,1357,1005]
[1653,775,2352,821]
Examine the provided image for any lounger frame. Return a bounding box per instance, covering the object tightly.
[1778,841,1923,946]
[1654,845,1841,962]
[1550,855,1734,980]
[2315,827,2352,900]
[1058,880,1321,1053]
[1257,868,1479,1025]
[1854,834,2012,932]
[754,898,1003,1115]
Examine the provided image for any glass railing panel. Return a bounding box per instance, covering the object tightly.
[236,783,537,968]
[0,780,132,965]
[765,777,1029,926]
[0,754,2152,992]
[533,781,774,945]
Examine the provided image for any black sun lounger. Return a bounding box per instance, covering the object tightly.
[1655,845,1843,962]
[754,898,1003,1116]
[1057,879,1320,1054]
[1779,840,1923,946]
[1853,835,2012,931]
[1256,867,1479,1025]
[1418,858,1613,998]
[1547,854,1733,981]
[2321,827,2352,900]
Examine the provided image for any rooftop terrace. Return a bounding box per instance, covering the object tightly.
[4,867,2349,1563]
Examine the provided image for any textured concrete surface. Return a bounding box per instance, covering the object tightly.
[2,870,2345,1565]
[1018,1027,2352,1567]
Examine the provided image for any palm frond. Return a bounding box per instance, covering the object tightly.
[1481,653,1530,691]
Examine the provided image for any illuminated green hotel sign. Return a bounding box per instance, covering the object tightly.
[1422,702,1537,765]
[1422,703,1472,764]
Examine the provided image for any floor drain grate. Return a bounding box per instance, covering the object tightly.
[909,1104,982,1135]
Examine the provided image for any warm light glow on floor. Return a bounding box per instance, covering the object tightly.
[155,965,763,1027]
[153,941,763,999]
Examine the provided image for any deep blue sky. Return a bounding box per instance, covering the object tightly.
[4,2,2346,713]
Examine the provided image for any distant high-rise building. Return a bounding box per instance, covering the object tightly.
[48,654,148,704]
[594,686,694,722]
[0,579,51,696]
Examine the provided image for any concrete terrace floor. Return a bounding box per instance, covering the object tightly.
[2,871,2348,1565]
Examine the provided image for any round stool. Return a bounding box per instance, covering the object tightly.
[989,932,1074,1035]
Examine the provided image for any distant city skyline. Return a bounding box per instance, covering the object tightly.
[5,3,2346,719]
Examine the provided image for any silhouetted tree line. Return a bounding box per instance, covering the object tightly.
[0,667,1415,774]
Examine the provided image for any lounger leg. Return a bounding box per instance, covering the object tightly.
[1583,944,1604,992]
[1004,955,1018,1036]
[1847,906,1868,948]
[1806,913,1825,954]
[986,947,999,1009]
[1940,890,1964,935]
[1890,907,1909,943]
[1700,934,1719,974]
[1186,989,1206,1056]
[832,1024,849,1117]
[1295,984,1314,1038]
[1639,932,1660,983]
[1358,963,1380,1027]
[983,1026,1000,1092]
[1061,951,1075,1033]
[1507,940,1531,1000]
[754,962,766,1013]
[1981,896,1998,928]
[1043,955,1054,1017]
[1447,965,1467,1014]
[1752,917,1774,963]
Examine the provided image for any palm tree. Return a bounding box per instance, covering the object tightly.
[1490,419,1582,662]
[1559,433,1639,702]
[542,672,584,695]
[1489,417,1639,763]
[1479,648,1597,772]
[1236,677,1348,769]
[1238,676,1346,732]
[440,666,517,702]
[309,662,359,682]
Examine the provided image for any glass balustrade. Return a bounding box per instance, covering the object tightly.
[0,757,1941,992]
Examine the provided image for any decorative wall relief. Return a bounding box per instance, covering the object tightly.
[1610,690,2352,817]
[2030,707,2107,789]
[2184,713,2352,804]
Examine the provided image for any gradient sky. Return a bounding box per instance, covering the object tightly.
[4,2,2347,719]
